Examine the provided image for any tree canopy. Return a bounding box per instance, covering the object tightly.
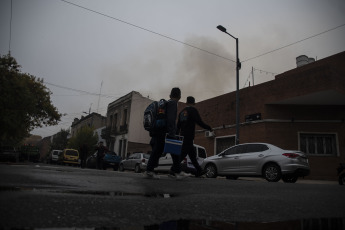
[51,129,69,151]
[0,53,61,145]
[68,125,98,156]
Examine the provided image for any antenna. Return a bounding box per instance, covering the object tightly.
[9,0,13,53]
[97,81,103,113]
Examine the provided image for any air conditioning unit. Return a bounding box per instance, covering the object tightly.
[205,131,215,137]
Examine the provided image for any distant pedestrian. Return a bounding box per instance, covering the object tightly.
[144,87,190,180]
[177,96,213,177]
[79,143,88,168]
[95,141,107,170]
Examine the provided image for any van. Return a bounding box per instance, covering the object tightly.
[50,150,63,164]
[155,144,207,174]
[62,149,79,165]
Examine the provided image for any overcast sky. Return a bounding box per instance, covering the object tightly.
[1,0,345,138]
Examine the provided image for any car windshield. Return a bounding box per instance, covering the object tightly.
[66,150,78,156]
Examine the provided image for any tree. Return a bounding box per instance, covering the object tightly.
[68,126,98,156]
[51,129,69,150]
[0,53,61,145]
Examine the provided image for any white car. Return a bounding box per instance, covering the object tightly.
[50,150,63,164]
[119,153,150,173]
[201,143,310,183]
[155,144,207,174]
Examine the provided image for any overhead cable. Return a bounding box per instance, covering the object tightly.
[242,23,345,63]
[60,0,235,63]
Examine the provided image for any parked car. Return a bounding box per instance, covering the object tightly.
[86,151,122,170]
[155,144,207,174]
[201,143,310,183]
[119,153,150,173]
[50,150,63,164]
[62,149,79,166]
[0,146,18,162]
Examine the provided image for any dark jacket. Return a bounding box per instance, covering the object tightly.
[177,106,211,140]
[150,99,178,137]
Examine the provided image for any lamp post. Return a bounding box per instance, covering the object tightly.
[217,25,241,145]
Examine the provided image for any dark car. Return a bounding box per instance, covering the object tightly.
[86,151,122,170]
[0,146,18,162]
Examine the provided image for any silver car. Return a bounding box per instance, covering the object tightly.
[119,153,150,173]
[201,143,310,183]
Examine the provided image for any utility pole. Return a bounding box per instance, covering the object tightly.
[252,67,254,86]
[97,81,103,113]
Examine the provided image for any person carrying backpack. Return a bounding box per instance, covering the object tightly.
[144,87,189,180]
[177,96,213,177]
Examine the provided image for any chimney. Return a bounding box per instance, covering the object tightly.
[296,55,315,67]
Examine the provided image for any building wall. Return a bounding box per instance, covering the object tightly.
[128,92,153,144]
[71,113,106,137]
[106,91,152,158]
[193,51,345,180]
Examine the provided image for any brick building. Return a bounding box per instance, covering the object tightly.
[191,51,345,180]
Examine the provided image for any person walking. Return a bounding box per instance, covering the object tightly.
[144,87,189,180]
[79,143,88,168]
[177,96,213,177]
[95,141,107,170]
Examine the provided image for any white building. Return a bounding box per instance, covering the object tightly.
[105,91,153,158]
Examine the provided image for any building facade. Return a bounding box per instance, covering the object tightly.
[191,51,345,180]
[70,113,106,137]
[105,91,152,158]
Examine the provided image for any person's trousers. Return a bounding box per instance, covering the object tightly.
[146,134,181,174]
[181,138,203,174]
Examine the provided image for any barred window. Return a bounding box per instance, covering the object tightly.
[300,133,337,156]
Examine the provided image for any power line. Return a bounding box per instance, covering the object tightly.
[45,81,119,99]
[60,0,235,63]
[242,23,345,63]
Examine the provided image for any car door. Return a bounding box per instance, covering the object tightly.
[238,144,270,174]
[216,145,242,174]
[130,153,140,169]
[123,154,134,170]
[157,153,173,171]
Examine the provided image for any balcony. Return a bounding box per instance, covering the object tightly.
[119,124,128,133]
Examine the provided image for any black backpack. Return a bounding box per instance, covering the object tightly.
[143,99,168,132]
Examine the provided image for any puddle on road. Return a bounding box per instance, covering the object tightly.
[13,218,345,230]
[0,186,175,198]
[1,186,344,229]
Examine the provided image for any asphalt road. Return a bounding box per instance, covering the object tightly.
[0,163,344,229]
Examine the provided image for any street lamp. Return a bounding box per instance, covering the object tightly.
[217,25,241,145]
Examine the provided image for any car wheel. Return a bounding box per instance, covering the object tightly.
[338,173,345,185]
[226,176,239,180]
[282,175,298,183]
[119,164,124,172]
[205,164,217,178]
[263,163,282,182]
[134,164,141,173]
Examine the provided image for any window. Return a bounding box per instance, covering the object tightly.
[300,133,337,156]
[224,145,243,155]
[123,109,128,125]
[198,148,207,158]
[246,144,269,153]
[216,136,236,155]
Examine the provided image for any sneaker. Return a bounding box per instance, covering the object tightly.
[195,169,208,178]
[168,173,176,179]
[143,171,160,180]
[175,172,191,180]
